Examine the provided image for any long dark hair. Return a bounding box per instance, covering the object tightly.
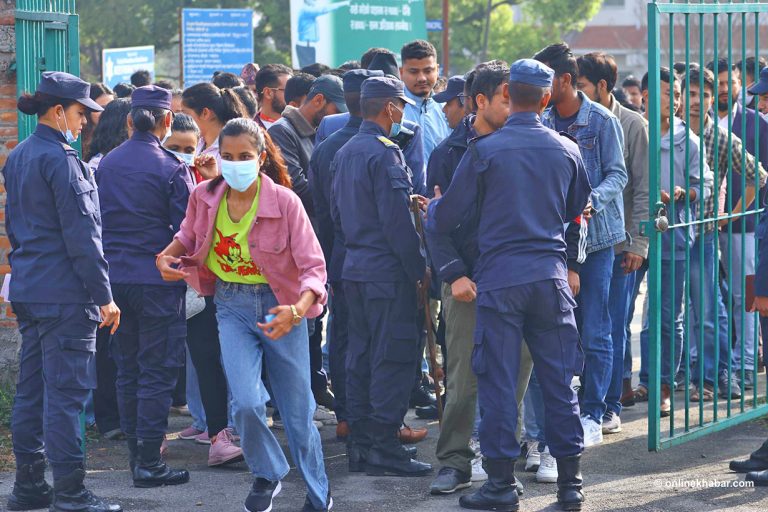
[182,83,247,125]
[86,98,131,161]
[208,118,292,191]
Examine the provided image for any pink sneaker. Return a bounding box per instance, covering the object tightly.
[179,426,205,440]
[194,431,211,445]
[208,429,244,467]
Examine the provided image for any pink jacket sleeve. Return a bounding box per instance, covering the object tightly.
[285,192,328,307]
[175,183,201,254]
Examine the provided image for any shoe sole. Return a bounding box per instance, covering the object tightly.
[244,481,281,512]
[559,502,583,511]
[602,426,622,435]
[179,433,204,440]
[134,476,191,488]
[536,475,558,483]
[366,465,432,477]
[195,438,212,445]
[209,452,245,467]
[430,481,472,495]
[7,497,51,511]
[458,499,519,511]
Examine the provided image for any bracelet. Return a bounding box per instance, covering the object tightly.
[290,304,303,325]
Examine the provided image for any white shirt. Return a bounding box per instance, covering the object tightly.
[718,102,738,129]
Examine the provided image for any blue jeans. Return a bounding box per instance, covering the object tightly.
[575,247,614,422]
[521,371,546,447]
[605,254,636,416]
[185,350,206,433]
[623,262,647,379]
[720,233,758,370]
[640,260,685,387]
[690,231,733,386]
[214,281,328,509]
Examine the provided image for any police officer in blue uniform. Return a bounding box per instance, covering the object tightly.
[427,60,591,512]
[96,86,193,488]
[309,68,383,433]
[5,71,122,512]
[331,76,431,477]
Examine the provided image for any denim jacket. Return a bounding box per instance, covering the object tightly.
[542,91,628,253]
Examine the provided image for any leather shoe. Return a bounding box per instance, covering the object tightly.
[415,404,439,420]
[619,378,635,407]
[430,467,471,495]
[746,469,768,486]
[398,424,427,444]
[314,387,335,410]
[409,384,436,408]
[336,421,350,441]
[730,440,768,473]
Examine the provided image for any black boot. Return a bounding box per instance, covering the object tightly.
[730,439,768,473]
[132,439,189,488]
[365,422,432,477]
[7,456,52,511]
[126,438,138,472]
[746,469,768,487]
[50,468,122,512]
[556,454,584,511]
[459,458,519,511]
[347,420,372,472]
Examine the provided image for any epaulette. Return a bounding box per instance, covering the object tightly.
[377,135,398,148]
[559,131,578,144]
[60,142,78,154]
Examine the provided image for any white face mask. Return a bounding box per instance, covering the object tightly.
[170,150,195,166]
[55,109,77,143]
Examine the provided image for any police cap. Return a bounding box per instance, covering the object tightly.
[748,67,768,96]
[367,53,400,79]
[343,69,385,94]
[131,85,172,110]
[37,71,103,112]
[361,76,415,106]
[308,75,348,113]
[434,75,467,103]
[509,59,555,88]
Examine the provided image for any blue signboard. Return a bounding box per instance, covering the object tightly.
[426,19,443,32]
[102,45,155,89]
[182,8,254,89]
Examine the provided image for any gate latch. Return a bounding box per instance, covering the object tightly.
[654,202,669,233]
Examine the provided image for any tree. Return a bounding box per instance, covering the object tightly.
[426,0,602,74]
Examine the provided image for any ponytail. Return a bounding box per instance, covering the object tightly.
[17,91,76,117]
[182,82,247,126]
[130,106,168,132]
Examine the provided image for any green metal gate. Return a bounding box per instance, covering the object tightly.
[15,0,80,141]
[646,0,768,451]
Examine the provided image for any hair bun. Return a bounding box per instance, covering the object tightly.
[17,93,39,115]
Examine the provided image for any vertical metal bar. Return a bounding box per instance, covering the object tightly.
[648,0,662,452]
[697,9,706,428]
[739,10,748,414]
[752,9,761,409]
[682,11,691,433]
[442,0,450,74]
[725,9,736,418]
[713,10,722,423]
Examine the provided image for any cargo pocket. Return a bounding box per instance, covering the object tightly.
[555,280,577,312]
[55,336,97,389]
[385,322,419,363]
[471,327,487,376]
[70,177,97,215]
[387,165,413,191]
[163,322,187,368]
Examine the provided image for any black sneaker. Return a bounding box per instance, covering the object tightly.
[244,479,281,512]
[301,491,333,511]
[430,467,472,495]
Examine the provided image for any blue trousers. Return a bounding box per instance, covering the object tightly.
[475,279,583,460]
[11,302,100,479]
[111,284,186,441]
[344,280,421,429]
[605,254,636,416]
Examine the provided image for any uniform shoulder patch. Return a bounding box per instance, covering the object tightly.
[559,131,578,144]
[377,135,398,148]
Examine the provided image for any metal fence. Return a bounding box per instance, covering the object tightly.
[646,0,768,451]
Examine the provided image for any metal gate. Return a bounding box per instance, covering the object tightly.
[646,0,768,451]
[15,0,80,141]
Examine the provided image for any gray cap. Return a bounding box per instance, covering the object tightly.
[308,75,348,113]
[361,76,415,106]
[434,75,467,103]
[509,59,555,88]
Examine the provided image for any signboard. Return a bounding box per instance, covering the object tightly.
[182,8,254,89]
[426,19,443,32]
[102,45,155,89]
[290,0,427,69]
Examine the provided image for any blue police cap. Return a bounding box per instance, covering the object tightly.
[361,76,415,106]
[37,71,103,112]
[343,69,384,94]
[131,85,172,110]
[748,67,768,96]
[434,75,467,103]
[509,59,555,88]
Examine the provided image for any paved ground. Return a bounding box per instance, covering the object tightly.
[2,287,768,511]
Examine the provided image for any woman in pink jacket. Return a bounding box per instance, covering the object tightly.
[156,118,331,512]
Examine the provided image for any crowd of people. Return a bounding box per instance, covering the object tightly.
[4,36,768,512]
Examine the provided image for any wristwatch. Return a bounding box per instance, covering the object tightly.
[289,305,303,325]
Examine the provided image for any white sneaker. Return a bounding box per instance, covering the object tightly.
[602,411,622,435]
[581,415,603,447]
[471,456,488,482]
[525,443,541,472]
[536,447,557,483]
[469,438,481,457]
[313,406,337,425]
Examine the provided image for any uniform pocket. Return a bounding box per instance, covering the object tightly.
[385,322,418,363]
[55,336,97,389]
[387,165,413,190]
[471,327,487,375]
[555,280,577,312]
[163,322,187,368]
[70,178,97,215]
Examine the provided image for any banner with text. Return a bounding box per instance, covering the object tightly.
[290,0,427,69]
[102,46,155,89]
[182,8,254,88]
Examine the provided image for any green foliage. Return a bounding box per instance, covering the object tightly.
[0,382,13,428]
[426,0,602,74]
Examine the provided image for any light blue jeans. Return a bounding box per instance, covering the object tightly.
[185,350,206,433]
[214,280,328,509]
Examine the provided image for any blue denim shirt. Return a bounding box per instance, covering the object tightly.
[404,87,451,166]
[542,91,628,253]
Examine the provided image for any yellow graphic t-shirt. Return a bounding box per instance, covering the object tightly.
[205,179,268,284]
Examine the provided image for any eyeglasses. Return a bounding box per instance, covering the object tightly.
[267,87,285,92]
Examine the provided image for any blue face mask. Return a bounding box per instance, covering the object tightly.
[220,159,259,192]
[170,150,195,166]
[56,112,78,144]
[388,103,403,138]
